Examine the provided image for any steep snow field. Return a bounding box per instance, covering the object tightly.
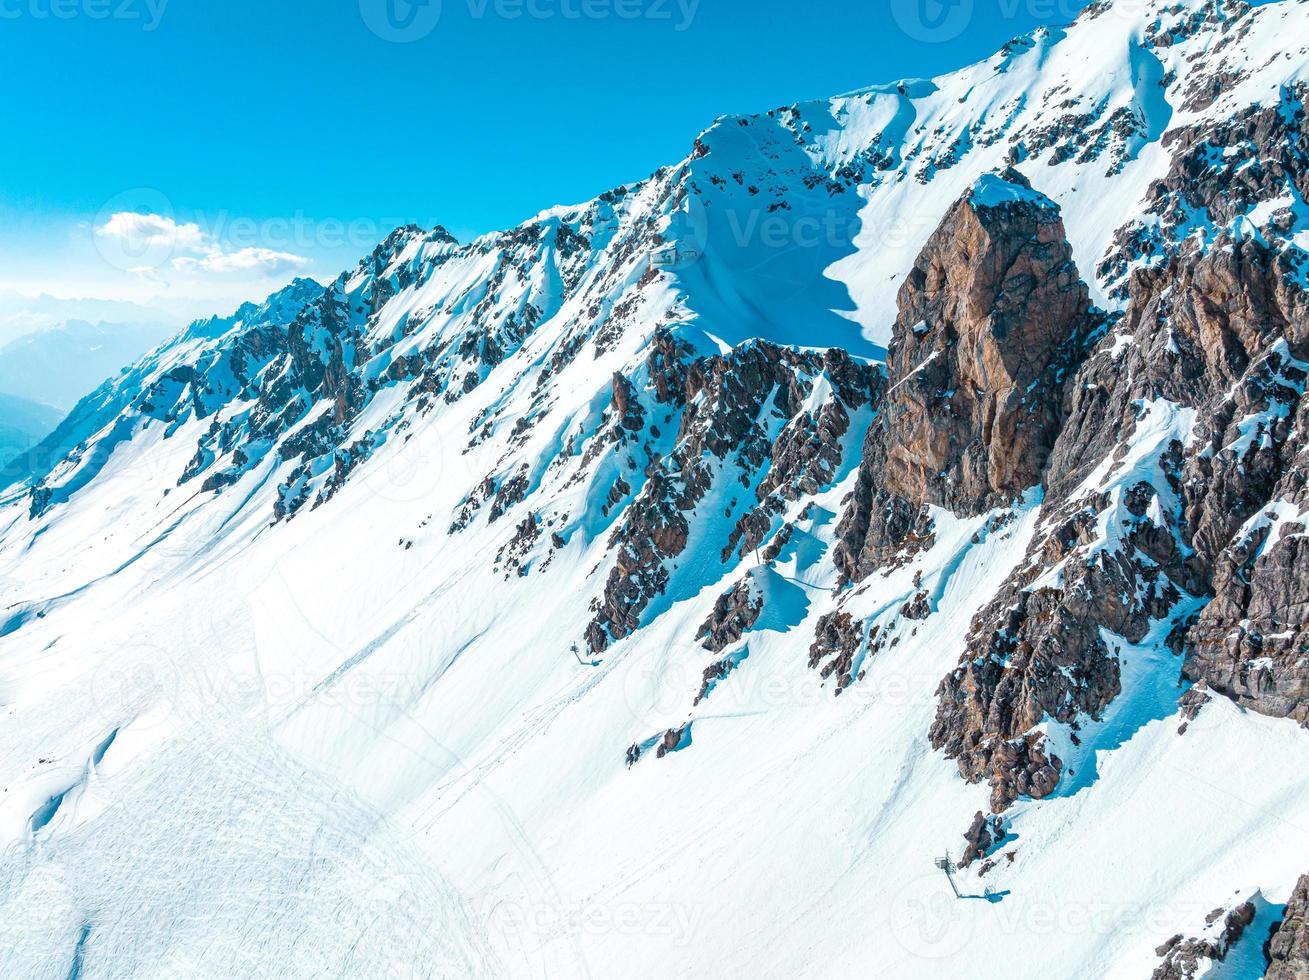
[8,387,1308,978]
[2,0,1309,976]
[6,385,1309,978]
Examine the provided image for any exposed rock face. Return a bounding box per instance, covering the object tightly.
[1267,875,1309,980]
[832,435,936,585]
[818,112,1309,820]
[927,484,1181,808]
[586,338,877,654]
[824,172,1130,803]
[1099,81,1309,301]
[697,574,765,653]
[958,78,1309,767]
[881,171,1100,516]
[722,351,879,563]
[1168,241,1309,723]
[932,234,1309,810]
[834,171,1099,585]
[610,373,646,433]
[1184,488,1309,725]
[1152,901,1258,980]
[960,811,1005,868]
[1179,273,1309,721]
[924,79,1309,816]
[807,612,865,693]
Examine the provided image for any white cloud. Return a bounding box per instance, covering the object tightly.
[97,212,208,253]
[95,211,309,279]
[172,247,309,276]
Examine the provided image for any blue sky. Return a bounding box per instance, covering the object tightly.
[0,0,1089,326]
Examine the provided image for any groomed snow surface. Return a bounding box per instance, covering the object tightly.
[2,0,1309,976]
[3,394,1306,979]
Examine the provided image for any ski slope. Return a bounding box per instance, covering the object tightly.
[2,0,1309,976]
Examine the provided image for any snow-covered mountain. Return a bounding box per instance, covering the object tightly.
[2,1,1308,977]
[0,319,177,413]
[0,319,177,476]
[0,395,62,469]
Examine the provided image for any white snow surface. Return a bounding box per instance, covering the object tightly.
[2,0,1309,976]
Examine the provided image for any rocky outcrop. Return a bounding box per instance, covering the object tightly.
[960,811,1005,869]
[1152,901,1258,980]
[697,575,765,652]
[881,170,1100,516]
[1267,875,1309,980]
[656,725,691,758]
[1180,301,1309,722]
[832,436,936,585]
[932,233,1309,811]
[834,171,1099,585]
[826,171,1136,803]
[1099,81,1308,301]
[723,350,878,563]
[610,372,646,433]
[828,171,1162,753]
[928,505,1172,809]
[1169,240,1309,723]
[496,513,542,577]
[807,612,865,693]
[586,338,877,654]
[1185,501,1309,724]
[695,655,742,706]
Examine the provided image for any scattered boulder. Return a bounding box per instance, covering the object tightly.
[960,812,1005,868]
[1152,901,1258,980]
[808,612,865,693]
[656,725,691,759]
[697,574,765,652]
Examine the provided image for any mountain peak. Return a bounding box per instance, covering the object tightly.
[967,170,1059,213]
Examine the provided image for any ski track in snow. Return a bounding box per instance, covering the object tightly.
[1,0,1309,976]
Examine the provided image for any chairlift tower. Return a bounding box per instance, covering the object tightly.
[934,854,961,899]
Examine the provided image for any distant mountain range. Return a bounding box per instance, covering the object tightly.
[0,319,176,411]
[0,318,176,460]
[0,393,62,467]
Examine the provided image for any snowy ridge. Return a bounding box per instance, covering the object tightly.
[2,0,1309,976]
